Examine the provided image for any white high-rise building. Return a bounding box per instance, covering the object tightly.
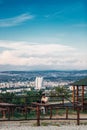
[35,77,43,90]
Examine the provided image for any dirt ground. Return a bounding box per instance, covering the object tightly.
[0,113,87,126]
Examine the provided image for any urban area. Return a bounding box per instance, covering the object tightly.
[0,70,87,95]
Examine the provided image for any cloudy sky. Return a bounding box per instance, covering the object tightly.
[0,0,87,71]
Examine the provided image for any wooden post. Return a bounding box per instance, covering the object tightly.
[2,109,6,119]
[82,86,84,110]
[25,106,27,120]
[50,106,52,119]
[66,107,68,119]
[72,86,75,109]
[76,86,79,103]
[11,107,14,118]
[37,105,40,126]
[77,106,80,125]
[8,107,10,120]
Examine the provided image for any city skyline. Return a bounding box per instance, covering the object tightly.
[0,0,87,71]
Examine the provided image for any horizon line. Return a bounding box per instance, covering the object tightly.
[0,69,87,72]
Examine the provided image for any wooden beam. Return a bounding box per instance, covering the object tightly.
[82,85,84,110]
[72,86,75,103]
[76,85,79,102]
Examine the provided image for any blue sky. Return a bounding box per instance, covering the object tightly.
[0,0,87,71]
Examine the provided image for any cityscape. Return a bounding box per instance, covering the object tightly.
[0,0,87,129]
[0,70,87,94]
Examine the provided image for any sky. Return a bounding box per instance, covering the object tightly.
[0,0,87,71]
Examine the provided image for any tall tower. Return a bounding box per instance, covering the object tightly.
[35,77,43,90]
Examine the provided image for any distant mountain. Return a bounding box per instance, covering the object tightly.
[0,70,87,83]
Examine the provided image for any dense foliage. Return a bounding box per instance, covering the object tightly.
[0,90,43,105]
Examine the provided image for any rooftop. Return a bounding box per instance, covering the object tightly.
[72,77,87,86]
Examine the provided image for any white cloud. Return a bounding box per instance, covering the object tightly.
[0,13,34,27]
[0,40,87,70]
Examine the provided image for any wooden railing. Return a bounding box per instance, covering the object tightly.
[0,96,87,126]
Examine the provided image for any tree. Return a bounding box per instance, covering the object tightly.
[49,86,70,102]
[0,92,15,103]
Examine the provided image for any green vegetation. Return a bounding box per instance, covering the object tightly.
[50,86,70,96]
[0,92,15,103]
[49,85,71,102]
[0,90,43,105]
